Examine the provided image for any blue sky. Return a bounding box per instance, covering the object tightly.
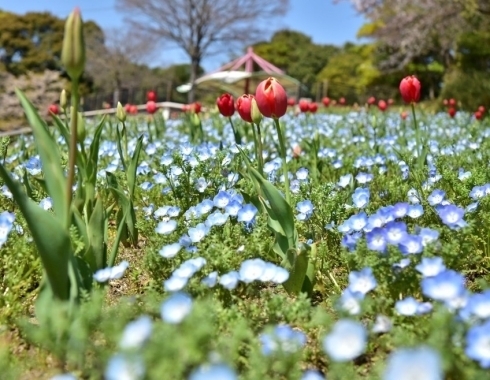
[2,0,365,71]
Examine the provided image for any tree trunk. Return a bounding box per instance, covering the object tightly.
[188,55,201,103]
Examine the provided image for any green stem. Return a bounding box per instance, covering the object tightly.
[65,78,79,228]
[273,118,291,205]
[411,102,422,167]
[255,121,264,177]
[250,121,259,165]
[228,117,240,145]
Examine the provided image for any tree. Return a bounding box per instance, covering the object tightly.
[253,30,339,96]
[118,0,289,102]
[338,0,490,71]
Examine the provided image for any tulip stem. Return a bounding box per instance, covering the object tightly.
[65,77,79,228]
[411,102,422,168]
[228,117,240,145]
[255,122,264,177]
[250,121,260,168]
[273,118,291,205]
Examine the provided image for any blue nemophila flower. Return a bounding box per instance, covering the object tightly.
[225,200,242,217]
[206,211,229,227]
[437,204,467,229]
[154,205,170,218]
[159,243,182,258]
[296,167,309,181]
[213,190,232,209]
[136,161,151,175]
[337,289,363,315]
[407,188,420,204]
[25,156,42,175]
[372,315,392,334]
[421,270,466,303]
[392,202,409,218]
[239,258,266,283]
[470,185,486,200]
[383,346,443,380]
[160,292,193,324]
[407,204,424,219]
[356,172,373,184]
[1,185,12,199]
[153,172,166,184]
[189,363,237,380]
[416,257,446,278]
[105,354,145,380]
[0,211,15,248]
[219,271,240,290]
[398,234,424,255]
[364,212,386,232]
[260,324,307,355]
[290,179,300,194]
[418,227,440,246]
[163,275,188,292]
[155,220,177,235]
[296,200,314,221]
[119,315,153,350]
[348,267,377,295]
[465,320,490,368]
[140,181,154,191]
[347,211,369,232]
[172,257,206,279]
[366,227,387,252]
[352,187,370,208]
[323,319,367,362]
[167,206,181,217]
[195,177,210,193]
[196,199,214,215]
[337,173,352,188]
[201,271,218,288]
[39,197,53,210]
[427,189,446,206]
[94,261,129,282]
[188,223,210,243]
[384,221,408,245]
[257,262,289,284]
[395,297,432,316]
[466,202,479,213]
[301,369,324,380]
[464,291,490,320]
[341,232,362,252]
[237,203,258,223]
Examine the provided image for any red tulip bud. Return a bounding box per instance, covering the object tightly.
[339,97,346,105]
[216,93,235,117]
[191,102,202,114]
[448,107,456,118]
[147,90,157,102]
[255,77,287,118]
[146,101,157,114]
[449,98,456,107]
[388,98,394,105]
[124,103,132,113]
[299,99,309,113]
[378,100,387,111]
[308,102,318,113]
[399,75,421,103]
[322,97,330,107]
[478,105,485,114]
[475,111,483,120]
[236,94,254,123]
[367,96,376,105]
[48,104,59,115]
[287,97,296,106]
[400,111,408,120]
[129,105,138,115]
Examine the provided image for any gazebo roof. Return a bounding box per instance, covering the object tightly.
[177,47,303,96]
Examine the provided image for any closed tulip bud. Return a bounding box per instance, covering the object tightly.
[191,102,202,114]
[251,98,263,124]
[190,112,201,128]
[60,89,67,110]
[448,107,456,118]
[129,105,138,115]
[48,103,59,115]
[287,97,296,106]
[146,100,157,114]
[255,77,287,118]
[75,109,86,143]
[449,98,456,107]
[322,97,331,107]
[400,111,408,120]
[147,90,157,102]
[367,96,376,105]
[475,111,483,120]
[236,94,254,123]
[399,75,421,103]
[339,97,346,105]
[478,105,485,114]
[216,93,235,117]
[61,8,86,80]
[116,102,126,122]
[378,100,387,111]
[308,102,318,113]
[299,99,309,113]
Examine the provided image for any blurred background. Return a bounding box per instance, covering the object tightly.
[1,0,490,128]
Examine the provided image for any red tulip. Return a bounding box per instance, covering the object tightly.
[255,77,287,118]
[475,110,483,120]
[129,105,138,114]
[299,99,309,113]
[124,103,132,113]
[448,107,456,118]
[147,90,157,102]
[322,97,330,107]
[188,102,201,113]
[236,94,254,123]
[400,111,408,120]
[146,101,157,114]
[308,102,318,113]
[367,96,376,105]
[478,105,485,114]
[48,104,59,115]
[449,98,456,107]
[443,99,449,106]
[287,97,296,106]
[216,93,235,117]
[388,98,394,105]
[378,100,387,112]
[399,75,421,103]
[339,97,346,105]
